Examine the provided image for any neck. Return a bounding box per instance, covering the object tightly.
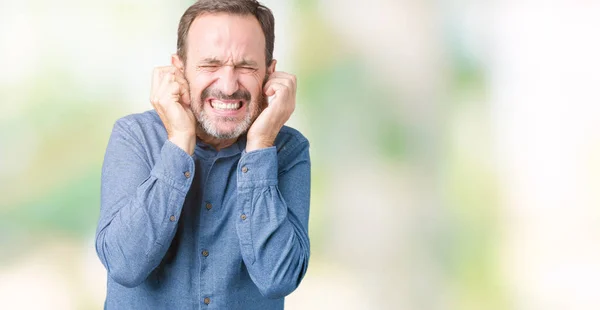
[195,125,238,151]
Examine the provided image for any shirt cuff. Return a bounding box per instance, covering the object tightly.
[237,146,278,188]
[150,140,195,192]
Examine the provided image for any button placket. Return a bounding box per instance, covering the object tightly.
[198,159,218,305]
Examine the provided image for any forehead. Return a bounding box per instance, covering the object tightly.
[186,13,266,64]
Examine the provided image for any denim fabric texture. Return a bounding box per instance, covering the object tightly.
[95,110,310,309]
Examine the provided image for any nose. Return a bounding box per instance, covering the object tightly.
[216,65,239,96]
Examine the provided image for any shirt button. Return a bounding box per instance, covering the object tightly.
[241,214,247,220]
[206,202,212,210]
[169,215,176,222]
[202,250,209,257]
[241,166,248,173]
[204,297,210,305]
[184,171,191,178]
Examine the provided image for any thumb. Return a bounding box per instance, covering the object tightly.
[264,85,276,97]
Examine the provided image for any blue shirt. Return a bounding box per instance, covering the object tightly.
[95,110,311,309]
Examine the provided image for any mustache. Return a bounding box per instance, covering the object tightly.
[200,87,251,103]
[196,73,270,103]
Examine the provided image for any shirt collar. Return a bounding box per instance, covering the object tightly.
[194,134,247,160]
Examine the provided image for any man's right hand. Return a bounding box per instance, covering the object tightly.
[150,66,196,155]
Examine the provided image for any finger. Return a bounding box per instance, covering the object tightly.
[265,71,296,86]
[161,67,190,104]
[269,73,297,88]
[172,72,191,105]
[151,69,164,102]
[151,67,192,112]
[155,66,179,86]
[154,73,181,113]
[263,80,276,97]
[263,81,290,98]
[264,79,294,97]
[268,71,296,82]
[166,80,182,102]
[172,66,185,79]
[266,82,296,113]
[265,77,295,90]
[151,67,172,103]
[156,71,174,104]
[151,66,174,93]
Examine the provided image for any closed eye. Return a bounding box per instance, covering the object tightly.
[237,66,257,73]
[198,65,220,72]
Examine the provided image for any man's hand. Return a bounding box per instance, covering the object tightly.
[150,66,196,155]
[246,72,297,152]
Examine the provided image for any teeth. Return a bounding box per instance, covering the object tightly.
[212,100,241,110]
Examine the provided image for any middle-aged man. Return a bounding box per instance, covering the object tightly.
[94,0,311,308]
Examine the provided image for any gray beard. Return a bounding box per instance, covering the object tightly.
[194,104,253,140]
[186,73,268,140]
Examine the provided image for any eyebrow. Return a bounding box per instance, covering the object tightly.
[197,57,258,67]
[236,59,258,67]
[198,57,222,65]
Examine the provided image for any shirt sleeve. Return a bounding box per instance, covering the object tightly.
[95,118,195,288]
[235,140,311,299]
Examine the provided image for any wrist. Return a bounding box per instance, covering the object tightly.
[169,133,196,155]
[245,138,274,153]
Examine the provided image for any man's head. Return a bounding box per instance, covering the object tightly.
[172,0,276,141]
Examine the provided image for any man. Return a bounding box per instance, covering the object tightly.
[94,0,310,308]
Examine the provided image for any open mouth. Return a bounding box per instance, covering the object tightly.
[210,99,244,111]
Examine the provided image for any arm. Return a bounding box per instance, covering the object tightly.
[95,118,195,288]
[236,140,311,299]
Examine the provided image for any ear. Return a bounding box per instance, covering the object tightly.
[267,59,277,75]
[171,54,185,72]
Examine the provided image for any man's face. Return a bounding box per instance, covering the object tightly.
[177,13,275,140]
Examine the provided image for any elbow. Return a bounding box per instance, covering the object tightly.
[95,231,151,288]
[96,242,149,288]
[257,264,308,299]
[107,265,148,288]
[257,250,310,299]
[257,280,299,299]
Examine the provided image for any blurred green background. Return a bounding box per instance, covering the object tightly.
[1,0,599,309]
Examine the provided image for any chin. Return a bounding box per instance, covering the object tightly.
[201,118,251,140]
[215,126,244,137]
[195,100,256,140]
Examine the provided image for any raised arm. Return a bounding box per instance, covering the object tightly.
[236,137,311,299]
[95,118,195,288]
[96,65,197,288]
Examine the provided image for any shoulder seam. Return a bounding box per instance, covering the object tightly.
[279,136,309,159]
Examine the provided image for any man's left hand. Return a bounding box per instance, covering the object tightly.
[246,71,297,152]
